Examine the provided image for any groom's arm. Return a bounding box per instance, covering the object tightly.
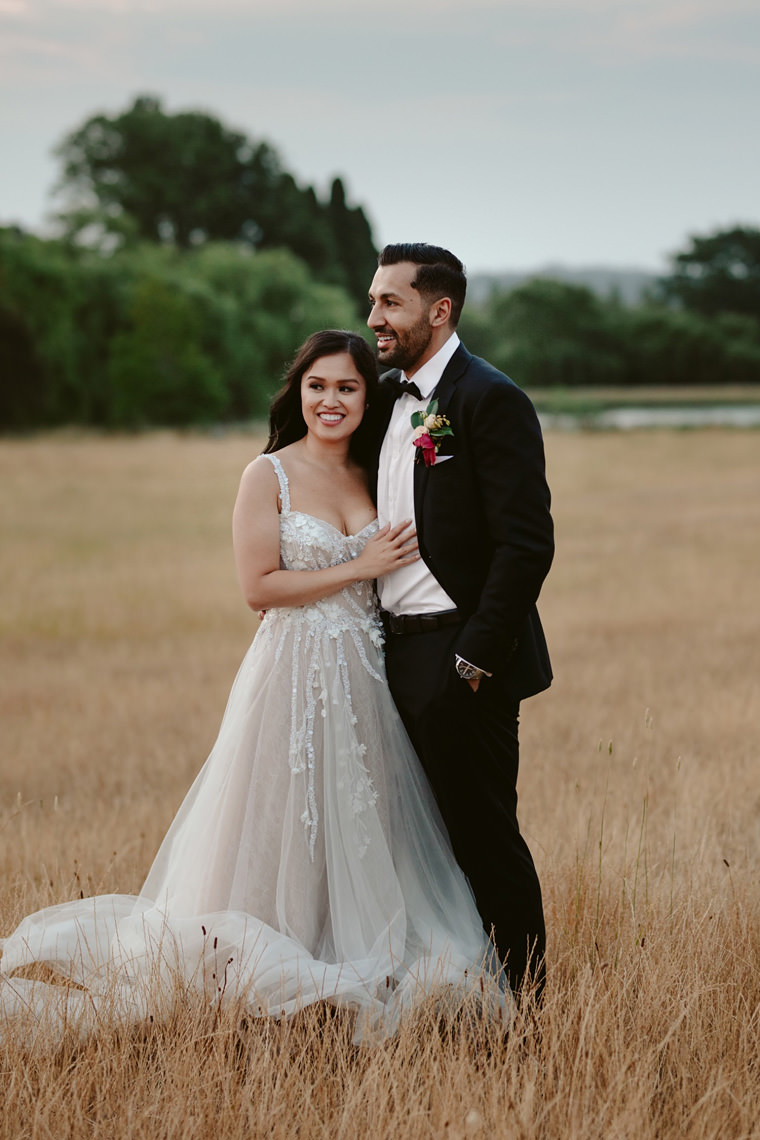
[454,375,554,676]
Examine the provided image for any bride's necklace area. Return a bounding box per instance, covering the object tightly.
[289,451,371,538]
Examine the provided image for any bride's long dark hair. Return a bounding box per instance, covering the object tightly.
[263,330,379,466]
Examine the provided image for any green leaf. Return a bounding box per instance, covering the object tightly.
[410,410,425,428]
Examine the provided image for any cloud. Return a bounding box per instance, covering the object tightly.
[4,0,759,61]
[0,30,102,70]
[577,1,760,62]
[22,0,760,13]
[6,0,152,11]
[7,0,756,13]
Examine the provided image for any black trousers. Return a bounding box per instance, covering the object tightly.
[384,623,546,999]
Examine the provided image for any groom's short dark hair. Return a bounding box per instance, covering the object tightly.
[378,243,467,327]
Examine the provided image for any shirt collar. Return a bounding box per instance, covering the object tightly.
[401,332,460,400]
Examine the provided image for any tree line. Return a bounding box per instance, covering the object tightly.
[1,95,759,429]
[458,234,760,390]
[0,233,365,429]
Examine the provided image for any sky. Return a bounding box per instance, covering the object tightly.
[1,0,758,273]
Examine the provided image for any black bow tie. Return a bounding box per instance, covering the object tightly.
[387,376,423,401]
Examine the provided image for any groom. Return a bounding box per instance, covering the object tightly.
[367,243,554,999]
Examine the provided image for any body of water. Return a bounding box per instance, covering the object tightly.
[539,405,760,431]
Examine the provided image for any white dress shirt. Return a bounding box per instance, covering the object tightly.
[377,333,460,615]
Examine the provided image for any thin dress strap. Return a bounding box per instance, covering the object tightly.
[263,452,291,513]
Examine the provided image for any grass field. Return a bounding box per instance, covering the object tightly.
[1,429,759,1139]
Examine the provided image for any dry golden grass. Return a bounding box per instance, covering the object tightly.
[1,428,759,1139]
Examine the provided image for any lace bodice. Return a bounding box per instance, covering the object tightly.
[263,452,380,630]
[259,453,384,859]
[275,458,377,571]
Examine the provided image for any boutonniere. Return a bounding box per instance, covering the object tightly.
[411,399,454,467]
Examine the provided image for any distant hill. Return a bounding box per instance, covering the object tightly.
[468,265,658,306]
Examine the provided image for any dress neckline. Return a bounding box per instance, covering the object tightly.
[287,510,378,542]
[264,452,377,542]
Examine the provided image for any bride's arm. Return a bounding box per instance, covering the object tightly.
[232,457,418,612]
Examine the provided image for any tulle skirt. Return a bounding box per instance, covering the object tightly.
[1,605,505,1043]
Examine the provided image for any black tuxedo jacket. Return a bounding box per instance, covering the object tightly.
[368,343,554,702]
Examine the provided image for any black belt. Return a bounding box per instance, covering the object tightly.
[380,608,461,635]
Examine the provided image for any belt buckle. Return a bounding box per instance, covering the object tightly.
[390,613,404,635]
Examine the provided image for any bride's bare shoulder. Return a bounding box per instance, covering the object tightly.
[236,454,281,503]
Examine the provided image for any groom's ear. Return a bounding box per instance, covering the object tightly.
[429,296,453,328]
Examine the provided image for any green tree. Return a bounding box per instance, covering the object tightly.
[460,272,760,390]
[54,95,377,308]
[104,275,227,426]
[480,278,625,387]
[55,95,282,250]
[0,227,125,426]
[325,178,378,311]
[100,243,363,425]
[184,244,362,418]
[658,226,760,318]
[0,229,365,429]
[621,306,760,386]
[0,297,48,428]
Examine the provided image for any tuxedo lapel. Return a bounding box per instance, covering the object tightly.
[377,373,400,436]
[412,344,471,529]
[430,342,470,416]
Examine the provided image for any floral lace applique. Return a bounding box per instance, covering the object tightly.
[260,453,383,860]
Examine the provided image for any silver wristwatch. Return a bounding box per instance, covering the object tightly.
[455,657,487,682]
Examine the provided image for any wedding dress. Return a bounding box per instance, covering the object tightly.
[0,454,500,1042]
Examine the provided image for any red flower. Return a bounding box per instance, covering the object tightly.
[410,400,453,466]
[413,433,437,466]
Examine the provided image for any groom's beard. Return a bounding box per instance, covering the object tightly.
[376,314,433,373]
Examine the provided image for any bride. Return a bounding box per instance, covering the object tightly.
[0,330,500,1041]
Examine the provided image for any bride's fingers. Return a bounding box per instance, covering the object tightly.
[394,544,420,563]
[371,533,416,558]
[389,534,417,556]
[385,519,416,543]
